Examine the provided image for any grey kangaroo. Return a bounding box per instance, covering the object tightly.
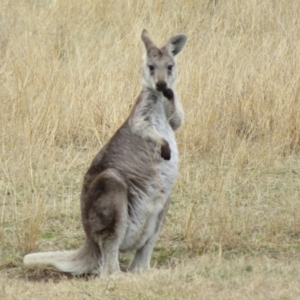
[24,30,187,275]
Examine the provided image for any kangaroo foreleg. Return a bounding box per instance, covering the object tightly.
[163,88,184,131]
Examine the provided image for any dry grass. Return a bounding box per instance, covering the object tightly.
[1,0,300,298]
[2,257,300,300]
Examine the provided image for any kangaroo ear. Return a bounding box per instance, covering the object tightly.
[164,34,187,56]
[141,29,157,51]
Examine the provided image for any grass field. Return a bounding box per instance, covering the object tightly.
[1,0,300,299]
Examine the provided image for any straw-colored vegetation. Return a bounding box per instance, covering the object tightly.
[1,0,300,299]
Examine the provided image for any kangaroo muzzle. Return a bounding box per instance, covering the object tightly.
[156,81,167,92]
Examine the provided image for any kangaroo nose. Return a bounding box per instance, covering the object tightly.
[156,81,167,91]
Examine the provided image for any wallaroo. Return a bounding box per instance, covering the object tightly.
[24,29,187,276]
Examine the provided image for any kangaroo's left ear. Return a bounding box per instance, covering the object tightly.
[164,34,187,56]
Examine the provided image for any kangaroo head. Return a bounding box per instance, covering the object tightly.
[141,29,187,92]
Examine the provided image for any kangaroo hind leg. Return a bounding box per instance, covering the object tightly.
[129,197,171,273]
[83,168,128,275]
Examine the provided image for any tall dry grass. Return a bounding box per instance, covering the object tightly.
[1,0,300,289]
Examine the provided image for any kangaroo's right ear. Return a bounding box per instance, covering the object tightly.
[165,34,187,56]
[141,29,157,52]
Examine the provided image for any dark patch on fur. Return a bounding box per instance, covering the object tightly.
[149,92,158,103]
[155,197,171,234]
[127,202,133,218]
[162,88,174,101]
[127,201,138,226]
[161,140,171,160]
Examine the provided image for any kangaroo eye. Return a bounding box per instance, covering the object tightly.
[148,65,155,71]
[167,65,173,71]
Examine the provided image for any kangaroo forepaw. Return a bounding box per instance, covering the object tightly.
[162,88,174,101]
[161,140,171,160]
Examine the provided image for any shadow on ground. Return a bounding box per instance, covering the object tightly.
[3,264,128,283]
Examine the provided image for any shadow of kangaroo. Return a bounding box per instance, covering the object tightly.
[23,29,187,276]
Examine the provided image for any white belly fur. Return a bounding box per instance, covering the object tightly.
[120,125,178,252]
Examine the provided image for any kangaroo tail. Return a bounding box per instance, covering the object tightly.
[23,240,101,276]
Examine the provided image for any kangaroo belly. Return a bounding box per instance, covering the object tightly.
[120,157,177,253]
[119,197,164,252]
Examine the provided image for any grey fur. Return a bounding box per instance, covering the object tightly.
[23,30,187,276]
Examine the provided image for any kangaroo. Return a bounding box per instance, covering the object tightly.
[23,29,187,276]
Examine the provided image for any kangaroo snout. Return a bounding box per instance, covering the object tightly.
[156,81,167,92]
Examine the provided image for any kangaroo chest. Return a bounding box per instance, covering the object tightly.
[119,130,178,252]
